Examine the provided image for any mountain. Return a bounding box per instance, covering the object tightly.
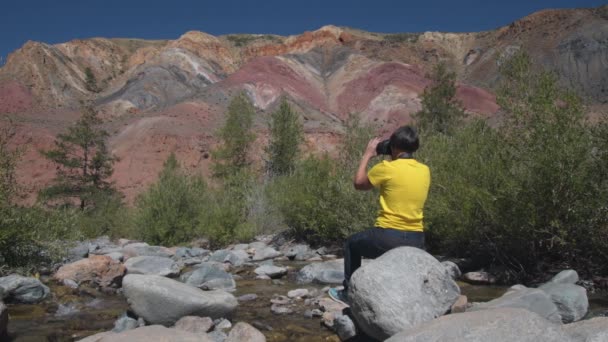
[0,5,606,202]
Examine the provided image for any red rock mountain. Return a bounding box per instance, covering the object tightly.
[1,6,606,202]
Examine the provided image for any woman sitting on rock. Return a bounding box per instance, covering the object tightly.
[329,125,430,304]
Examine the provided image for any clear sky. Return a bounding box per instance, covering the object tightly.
[0,0,604,63]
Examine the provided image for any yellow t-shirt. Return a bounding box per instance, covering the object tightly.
[367,159,430,232]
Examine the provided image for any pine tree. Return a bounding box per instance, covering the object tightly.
[265,99,303,177]
[211,93,256,185]
[40,106,116,209]
[413,63,466,135]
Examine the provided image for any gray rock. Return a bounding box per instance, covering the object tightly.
[232,244,249,251]
[224,250,250,266]
[469,287,562,324]
[463,271,497,285]
[254,265,287,279]
[349,247,461,341]
[0,301,7,337]
[385,308,571,342]
[563,316,608,342]
[251,247,282,261]
[442,261,462,280]
[123,245,173,258]
[174,315,214,334]
[124,256,181,277]
[79,325,213,342]
[106,252,124,262]
[67,242,90,261]
[226,322,266,342]
[270,304,293,315]
[334,314,357,341]
[214,318,232,330]
[208,330,228,342]
[112,314,139,333]
[90,246,123,256]
[63,278,79,289]
[549,270,579,285]
[248,241,267,251]
[287,289,309,298]
[122,274,238,326]
[296,259,344,284]
[174,247,210,260]
[0,274,50,304]
[284,244,315,261]
[208,250,231,263]
[180,265,235,291]
[539,282,588,323]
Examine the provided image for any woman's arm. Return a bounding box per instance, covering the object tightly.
[354,138,381,191]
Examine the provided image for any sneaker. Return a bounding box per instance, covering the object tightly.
[328,287,348,305]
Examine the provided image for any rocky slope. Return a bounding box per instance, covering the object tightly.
[0,6,606,202]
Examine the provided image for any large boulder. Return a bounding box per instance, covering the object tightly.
[348,247,460,341]
[78,325,213,342]
[180,264,236,291]
[124,256,181,277]
[548,270,579,285]
[468,287,562,324]
[385,308,571,342]
[122,274,237,326]
[54,255,126,288]
[563,316,608,342]
[539,282,588,323]
[0,274,50,304]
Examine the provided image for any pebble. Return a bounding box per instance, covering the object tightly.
[237,294,258,302]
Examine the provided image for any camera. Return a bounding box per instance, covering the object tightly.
[376,139,392,155]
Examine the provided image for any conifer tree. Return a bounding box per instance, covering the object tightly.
[413,63,466,135]
[40,106,116,209]
[265,99,303,177]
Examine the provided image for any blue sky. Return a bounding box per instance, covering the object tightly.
[0,0,604,63]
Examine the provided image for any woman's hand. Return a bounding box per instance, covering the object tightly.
[364,137,382,157]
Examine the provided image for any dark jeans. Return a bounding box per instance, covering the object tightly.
[343,227,425,290]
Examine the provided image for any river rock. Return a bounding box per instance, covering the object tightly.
[180,264,236,291]
[208,330,228,342]
[348,247,460,341]
[237,294,258,302]
[232,244,249,251]
[251,247,282,261]
[442,261,462,280]
[123,274,237,326]
[224,250,250,266]
[270,304,293,315]
[385,308,571,342]
[226,322,266,342]
[334,314,357,341]
[287,289,309,298]
[254,265,287,279]
[79,325,213,342]
[174,316,214,333]
[124,256,181,277]
[284,244,316,261]
[563,316,608,341]
[469,287,562,324]
[539,282,588,323]
[123,245,173,259]
[0,274,50,304]
[463,271,497,285]
[174,247,210,259]
[548,270,579,285]
[296,259,344,284]
[0,301,7,338]
[112,313,139,333]
[54,255,126,288]
[67,241,90,261]
[248,241,267,251]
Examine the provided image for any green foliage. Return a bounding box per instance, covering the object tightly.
[40,106,117,210]
[84,67,98,93]
[268,114,377,242]
[133,153,208,246]
[265,99,303,177]
[421,52,608,280]
[413,63,466,135]
[212,93,256,186]
[0,120,21,205]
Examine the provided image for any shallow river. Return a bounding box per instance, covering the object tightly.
[5,263,608,342]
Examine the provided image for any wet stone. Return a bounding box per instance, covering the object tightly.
[271,304,294,315]
[237,294,258,302]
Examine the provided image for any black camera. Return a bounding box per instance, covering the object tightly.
[376,139,392,155]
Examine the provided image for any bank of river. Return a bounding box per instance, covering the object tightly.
[5,263,608,341]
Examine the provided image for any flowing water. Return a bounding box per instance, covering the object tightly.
[5,265,608,341]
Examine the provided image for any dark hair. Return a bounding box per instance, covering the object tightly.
[389,126,419,153]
